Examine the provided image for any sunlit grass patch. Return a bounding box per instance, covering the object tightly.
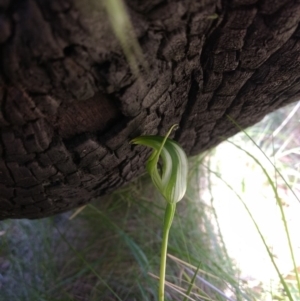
[202,101,300,301]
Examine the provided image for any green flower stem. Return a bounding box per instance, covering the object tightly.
[159,202,176,301]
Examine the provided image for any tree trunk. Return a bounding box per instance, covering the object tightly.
[1,0,300,219]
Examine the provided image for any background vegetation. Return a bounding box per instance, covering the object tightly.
[1,101,299,301]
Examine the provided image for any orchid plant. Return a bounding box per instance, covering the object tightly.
[131,125,188,301]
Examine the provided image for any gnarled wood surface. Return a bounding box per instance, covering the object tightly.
[1,0,300,219]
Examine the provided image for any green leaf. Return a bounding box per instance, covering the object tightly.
[131,125,188,204]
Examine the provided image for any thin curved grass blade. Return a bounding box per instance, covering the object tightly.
[102,0,146,76]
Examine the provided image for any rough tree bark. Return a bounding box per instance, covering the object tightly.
[1,0,300,219]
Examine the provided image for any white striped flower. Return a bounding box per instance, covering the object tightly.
[131,125,188,204]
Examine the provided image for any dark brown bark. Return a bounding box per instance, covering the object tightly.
[1,0,300,219]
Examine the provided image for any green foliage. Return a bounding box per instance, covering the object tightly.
[225,115,300,301]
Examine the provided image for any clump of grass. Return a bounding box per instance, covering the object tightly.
[0,216,80,301]
[0,162,247,300]
[202,101,300,301]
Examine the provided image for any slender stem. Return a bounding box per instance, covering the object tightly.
[159,202,176,301]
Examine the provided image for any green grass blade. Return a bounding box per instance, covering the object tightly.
[227,115,300,204]
[183,262,201,301]
[227,115,300,295]
[55,226,122,301]
[89,204,149,273]
[102,0,146,76]
[206,165,294,301]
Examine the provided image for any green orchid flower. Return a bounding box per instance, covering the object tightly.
[131,125,188,204]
